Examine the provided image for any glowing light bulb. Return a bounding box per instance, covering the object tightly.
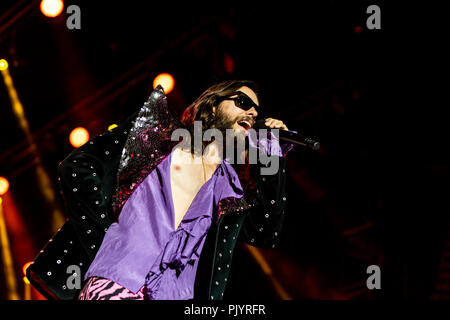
[153,73,175,94]
[69,127,89,148]
[40,0,64,18]
[0,177,9,196]
[0,59,8,71]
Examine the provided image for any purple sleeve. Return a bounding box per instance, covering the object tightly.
[248,129,294,158]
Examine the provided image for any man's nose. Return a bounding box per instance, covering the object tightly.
[246,107,258,118]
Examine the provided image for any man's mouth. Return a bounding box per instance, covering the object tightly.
[237,119,253,131]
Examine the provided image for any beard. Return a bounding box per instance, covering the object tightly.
[209,108,252,165]
[211,108,255,196]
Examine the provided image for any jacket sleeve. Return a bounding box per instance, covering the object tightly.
[239,147,290,249]
[56,121,131,260]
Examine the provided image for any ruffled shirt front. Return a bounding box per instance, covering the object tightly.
[84,149,244,299]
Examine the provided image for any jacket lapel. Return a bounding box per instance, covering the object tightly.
[111,86,180,218]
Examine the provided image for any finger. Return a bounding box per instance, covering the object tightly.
[265,119,273,127]
[270,121,280,128]
[272,120,284,128]
[273,121,288,130]
[265,118,288,129]
[276,121,287,130]
[269,119,279,128]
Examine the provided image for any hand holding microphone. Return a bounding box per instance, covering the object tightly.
[263,118,289,131]
[253,117,320,151]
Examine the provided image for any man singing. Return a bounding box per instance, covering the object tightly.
[30,80,292,300]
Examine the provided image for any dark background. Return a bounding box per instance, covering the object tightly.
[0,0,448,300]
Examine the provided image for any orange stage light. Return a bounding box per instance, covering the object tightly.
[23,261,33,277]
[153,73,175,94]
[0,177,9,196]
[0,59,8,71]
[69,127,89,148]
[40,0,64,18]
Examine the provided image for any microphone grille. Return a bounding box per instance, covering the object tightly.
[253,118,268,130]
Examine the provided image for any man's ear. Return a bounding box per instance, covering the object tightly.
[212,106,216,118]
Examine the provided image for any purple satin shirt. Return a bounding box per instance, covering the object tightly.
[84,150,244,299]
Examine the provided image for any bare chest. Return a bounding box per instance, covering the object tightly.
[169,149,216,230]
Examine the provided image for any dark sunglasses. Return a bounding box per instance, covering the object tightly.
[216,92,261,112]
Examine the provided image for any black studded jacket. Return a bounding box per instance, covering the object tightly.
[27,87,289,300]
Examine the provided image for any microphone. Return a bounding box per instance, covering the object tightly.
[253,118,320,151]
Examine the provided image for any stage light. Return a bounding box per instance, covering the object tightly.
[153,73,175,94]
[2,54,65,232]
[22,262,33,299]
[0,59,8,71]
[40,0,64,18]
[108,124,118,131]
[0,177,9,196]
[0,194,19,299]
[69,127,89,148]
[23,261,33,277]
[224,53,235,74]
